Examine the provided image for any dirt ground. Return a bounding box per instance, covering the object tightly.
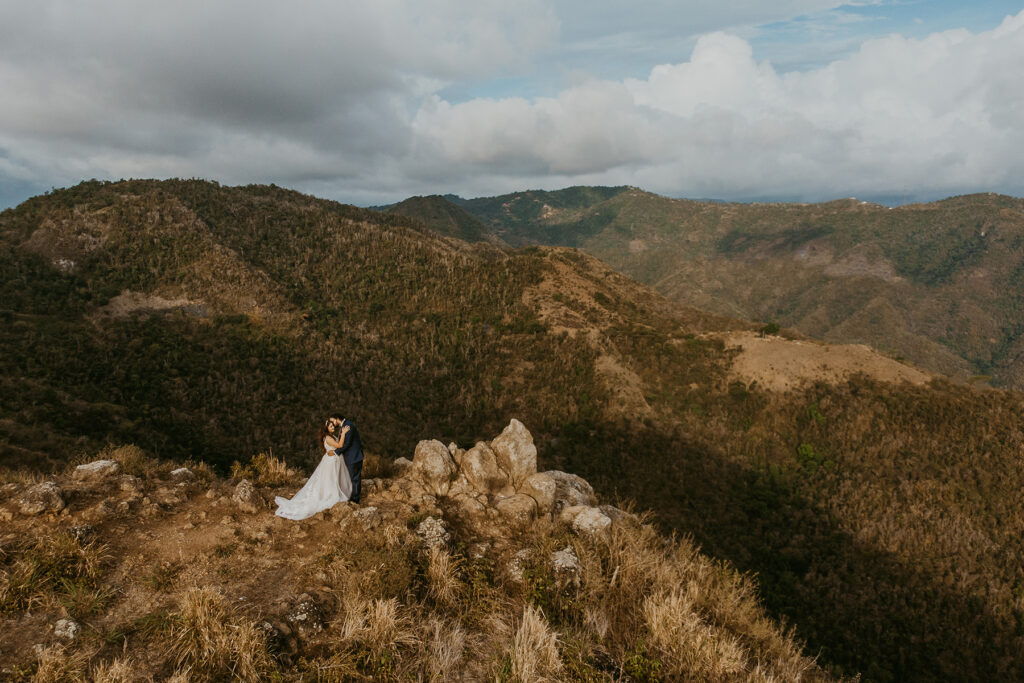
[718,331,933,391]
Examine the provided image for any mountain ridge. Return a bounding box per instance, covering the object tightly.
[428,186,1024,388]
[5,179,1024,680]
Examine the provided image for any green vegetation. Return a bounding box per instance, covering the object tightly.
[4,179,1024,680]
[449,187,1024,389]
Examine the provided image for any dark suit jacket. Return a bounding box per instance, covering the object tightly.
[335,418,364,465]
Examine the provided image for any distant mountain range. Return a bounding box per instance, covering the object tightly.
[5,180,1024,680]
[389,186,1024,388]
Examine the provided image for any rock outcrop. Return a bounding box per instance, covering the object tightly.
[376,419,629,537]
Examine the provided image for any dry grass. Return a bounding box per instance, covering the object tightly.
[507,604,563,682]
[426,547,463,607]
[230,451,302,487]
[169,586,275,682]
[89,656,138,683]
[424,617,467,681]
[1,529,109,616]
[30,644,88,683]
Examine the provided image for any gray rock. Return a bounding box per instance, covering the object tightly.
[495,493,538,526]
[451,493,488,518]
[73,459,121,481]
[351,506,382,530]
[232,479,263,514]
[599,504,637,525]
[411,440,456,496]
[119,475,143,493]
[520,472,556,514]
[416,516,450,549]
[54,618,80,641]
[543,470,597,512]
[460,442,508,495]
[19,481,65,515]
[560,505,612,536]
[286,594,325,637]
[392,457,413,476]
[170,467,195,482]
[505,548,535,583]
[551,546,580,572]
[489,419,537,488]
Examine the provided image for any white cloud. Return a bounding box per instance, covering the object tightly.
[0,2,1022,207]
[414,10,1024,201]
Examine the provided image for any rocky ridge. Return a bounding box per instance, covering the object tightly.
[0,421,829,681]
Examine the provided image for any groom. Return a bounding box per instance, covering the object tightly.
[330,413,364,504]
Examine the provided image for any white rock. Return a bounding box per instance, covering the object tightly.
[18,482,65,515]
[411,440,456,496]
[170,467,195,481]
[495,493,538,526]
[543,470,597,512]
[520,472,556,514]
[460,442,507,495]
[54,619,80,641]
[560,505,612,536]
[489,419,537,488]
[232,479,263,514]
[73,459,121,481]
[416,516,450,549]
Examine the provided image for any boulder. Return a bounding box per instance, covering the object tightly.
[560,505,612,536]
[495,493,538,526]
[599,504,637,525]
[73,459,121,481]
[54,619,81,641]
[170,467,195,482]
[544,470,597,512]
[391,457,413,476]
[18,481,65,515]
[550,546,581,586]
[411,440,456,496]
[505,548,535,583]
[119,475,143,493]
[232,479,263,514]
[351,506,383,530]
[416,516,450,549]
[450,493,488,518]
[520,472,556,515]
[459,442,508,495]
[489,419,537,488]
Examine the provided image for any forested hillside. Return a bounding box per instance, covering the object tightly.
[450,187,1024,389]
[4,180,1024,680]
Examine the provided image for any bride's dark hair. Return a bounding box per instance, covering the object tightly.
[317,418,332,447]
[317,414,345,447]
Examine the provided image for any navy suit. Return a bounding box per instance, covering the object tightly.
[335,418,364,503]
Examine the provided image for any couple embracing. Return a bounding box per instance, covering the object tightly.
[274,414,363,521]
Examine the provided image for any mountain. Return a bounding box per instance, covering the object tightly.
[450,187,1024,389]
[4,179,1024,680]
[0,425,832,681]
[383,194,504,246]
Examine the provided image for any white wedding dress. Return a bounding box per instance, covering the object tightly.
[274,438,353,520]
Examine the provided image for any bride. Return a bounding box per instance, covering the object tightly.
[274,417,353,520]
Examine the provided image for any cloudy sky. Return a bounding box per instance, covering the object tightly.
[1,1,1022,209]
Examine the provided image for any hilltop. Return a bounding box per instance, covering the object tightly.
[4,179,1024,680]
[382,195,503,246]
[0,423,829,681]
[436,187,1024,388]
